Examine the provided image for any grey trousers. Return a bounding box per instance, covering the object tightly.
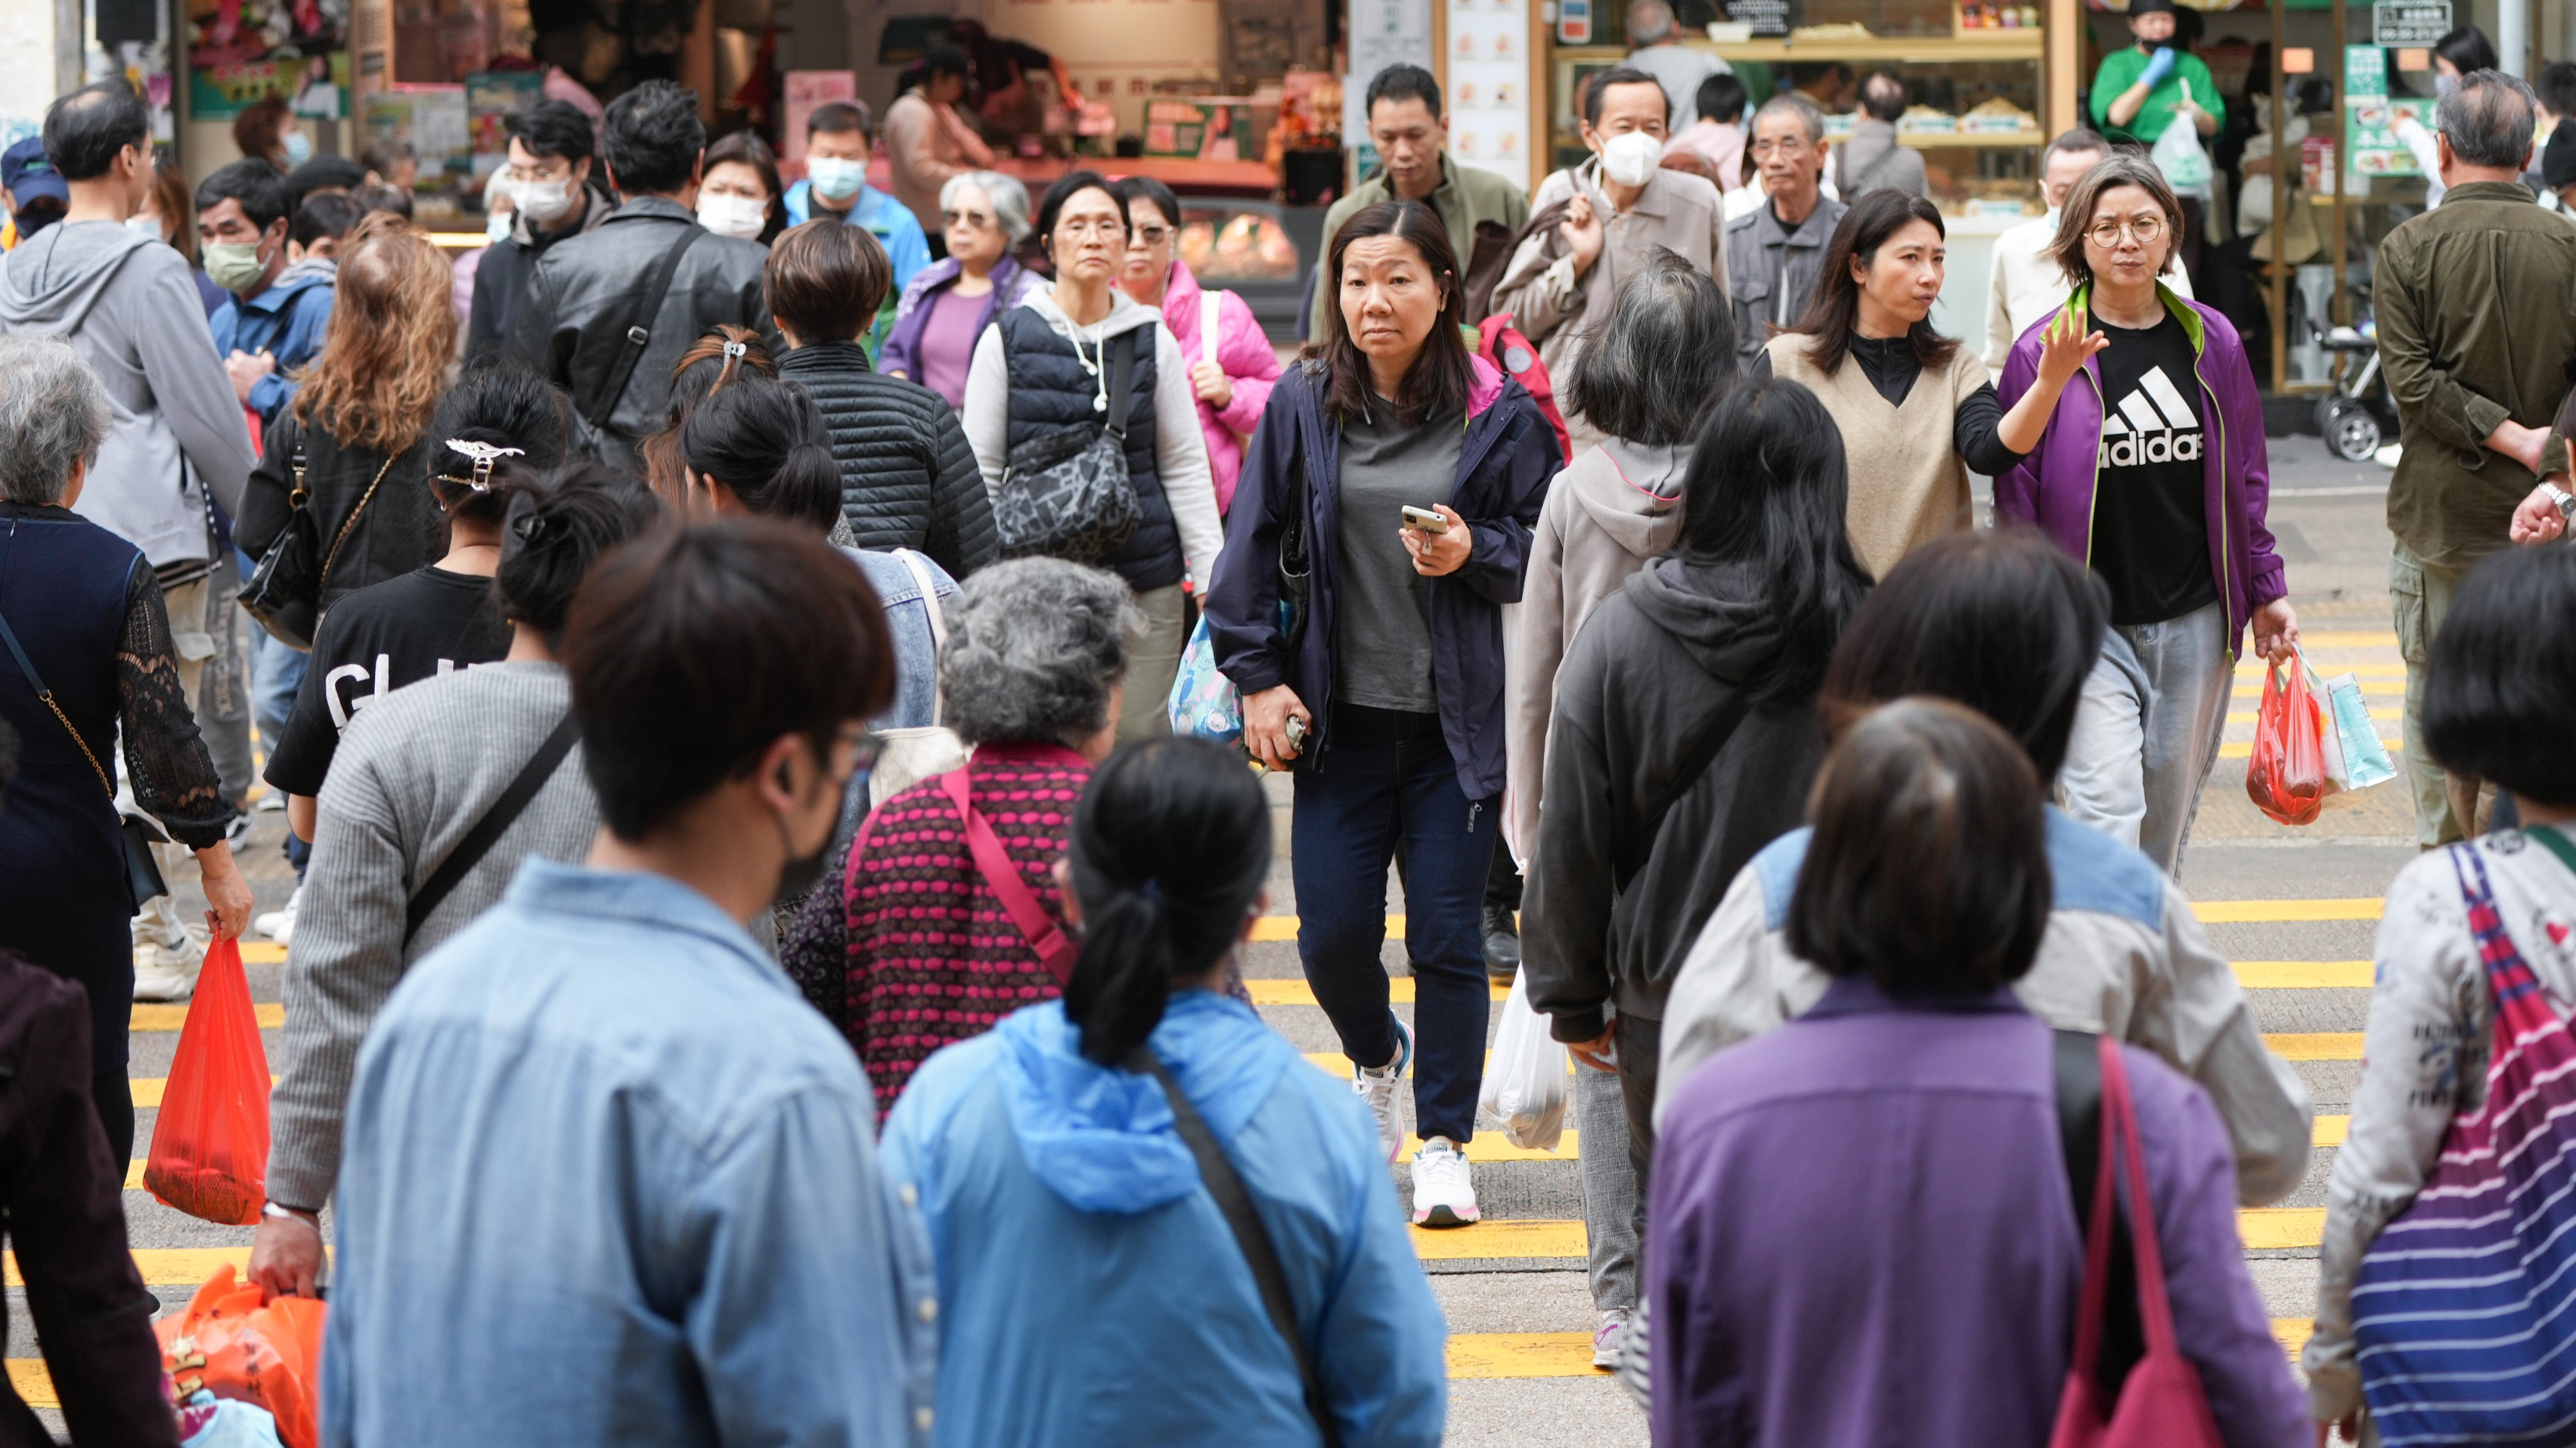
[2058,599,2232,874]
[1117,583,1187,745]
[2391,540,2490,848]
[1575,1055,1639,1313]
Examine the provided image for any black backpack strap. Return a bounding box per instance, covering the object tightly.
[2054,1028,2143,1401]
[404,711,580,944]
[1132,1048,1344,1448]
[576,223,703,432]
[1103,326,1140,442]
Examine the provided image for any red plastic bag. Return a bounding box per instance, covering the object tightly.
[143,936,271,1225]
[2245,660,2327,827]
[156,1264,325,1448]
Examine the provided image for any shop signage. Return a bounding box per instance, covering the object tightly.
[2371,1,2450,47]
[2345,43,2432,181]
[1725,0,1797,38]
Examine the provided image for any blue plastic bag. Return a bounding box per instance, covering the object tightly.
[1167,615,1243,747]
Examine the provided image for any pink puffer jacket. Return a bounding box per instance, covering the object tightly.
[1155,260,1282,513]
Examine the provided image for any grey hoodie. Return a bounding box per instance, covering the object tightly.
[0,221,254,569]
[1506,438,1691,857]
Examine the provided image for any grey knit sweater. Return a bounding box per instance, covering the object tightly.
[267,661,600,1210]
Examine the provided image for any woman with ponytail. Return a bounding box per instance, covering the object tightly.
[249,462,661,1301]
[879,737,1447,1448]
[675,373,847,533]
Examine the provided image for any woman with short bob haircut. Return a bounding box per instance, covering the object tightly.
[1757,189,2091,581]
[1651,698,2299,1447]
[1998,151,2293,876]
[878,737,1447,1447]
[1204,198,1558,1229]
[2305,544,2576,1438]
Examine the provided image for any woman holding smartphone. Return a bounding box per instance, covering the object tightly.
[1205,199,1558,1232]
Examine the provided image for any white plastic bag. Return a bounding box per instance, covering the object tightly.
[2151,82,2213,199]
[1477,970,1568,1151]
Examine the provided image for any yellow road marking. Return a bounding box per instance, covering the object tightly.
[1245,978,1510,1006]
[128,1076,277,1109]
[4,1247,252,1288]
[240,942,286,965]
[6,1362,50,1410]
[2265,1032,2364,1061]
[1447,1333,1601,1378]
[2235,961,2373,989]
[1304,1052,1574,1078]
[2273,632,2397,649]
[2317,1115,2348,1146]
[2276,1318,2312,1357]
[2239,1208,2325,1250]
[1403,1132,1579,1162]
[1404,1212,2325,1259]
[1246,899,2385,944]
[129,1003,285,1031]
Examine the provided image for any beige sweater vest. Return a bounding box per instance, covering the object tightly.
[1762,333,1990,581]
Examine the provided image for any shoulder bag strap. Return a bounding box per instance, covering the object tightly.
[0,605,113,796]
[577,223,703,431]
[403,711,580,944]
[939,766,1077,984]
[1131,1049,1345,1448]
[2054,1028,2141,1401]
[1104,325,1140,443]
[889,549,948,727]
[1199,287,1225,369]
[316,450,400,593]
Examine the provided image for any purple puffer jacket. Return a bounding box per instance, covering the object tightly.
[1995,284,2285,657]
[878,253,1043,392]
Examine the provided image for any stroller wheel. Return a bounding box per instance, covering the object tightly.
[2322,398,2383,462]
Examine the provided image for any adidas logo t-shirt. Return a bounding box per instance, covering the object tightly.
[2088,309,2222,627]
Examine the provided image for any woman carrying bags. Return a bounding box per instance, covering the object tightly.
[1204,199,1558,1230]
[1995,153,2295,874]
[1755,188,2096,582]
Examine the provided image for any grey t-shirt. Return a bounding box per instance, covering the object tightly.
[1334,399,1462,713]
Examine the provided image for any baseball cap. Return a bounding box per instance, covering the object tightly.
[1,138,69,209]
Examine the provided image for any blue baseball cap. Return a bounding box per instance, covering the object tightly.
[2,138,69,209]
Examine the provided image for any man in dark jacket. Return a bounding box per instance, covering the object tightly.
[764,211,996,577]
[466,99,612,366]
[507,81,771,471]
[0,721,179,1447]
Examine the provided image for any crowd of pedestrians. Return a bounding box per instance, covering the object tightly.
[0,35,2574,1448]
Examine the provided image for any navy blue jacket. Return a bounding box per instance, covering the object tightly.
[1206,354,1557,800]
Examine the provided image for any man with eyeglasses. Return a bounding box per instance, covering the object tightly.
[465,99,615,367]
[1721,93,1847,367]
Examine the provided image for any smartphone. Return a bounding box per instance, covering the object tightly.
[1400,505,1449,533]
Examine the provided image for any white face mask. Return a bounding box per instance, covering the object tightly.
[1601,130,1662,188]
[697,192,768,239]
[807,156,866,201]
[515,179,574,225]
[484,206,515,242]
[126,214,163,240]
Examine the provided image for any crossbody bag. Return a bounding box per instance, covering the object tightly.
[992,320,1143,564]
[0,602,170,910]
[239,425,399,651]
[400,713,580,945]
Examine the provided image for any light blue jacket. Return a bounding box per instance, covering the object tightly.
[881,992,1447,1447]
[786,181,932,290]
[325,859,938,1447]
[210,259,335,421]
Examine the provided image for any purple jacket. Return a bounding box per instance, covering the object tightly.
[1649,977,2304,1448]
[878,253,1041,390]
[1995,285,2285,655]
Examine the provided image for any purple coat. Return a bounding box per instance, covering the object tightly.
[1995,285,2285,655]
[877,253,1042,389]
[1649,977,2305,1448]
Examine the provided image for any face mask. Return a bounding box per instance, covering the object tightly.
[282,130,313,165]
[126,214,162,240]
[1600,130,1662,187]
[807,156,866,201]
[697,192,768,238]
[2437,72,2461,97]
[484,206,514,242]
[204,242,269,294]
[515,179,574,225]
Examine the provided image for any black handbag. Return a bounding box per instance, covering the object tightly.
[992,321,1143,564]
[240,427,396,651]
[0,604,171,911]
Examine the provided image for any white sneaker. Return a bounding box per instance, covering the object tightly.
[1352,1011,1413,1164]
[132,928,206,1002]
[1410,1136,1479,1227]
[1592,1307,1632,1369]
[255,884,303,945]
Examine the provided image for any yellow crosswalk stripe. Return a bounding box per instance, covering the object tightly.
[2219,738,2403,760]
[1304,1052,1574,1078]
[1405,1211,2326,1259]
[1447,1334,1601,1378]
[2317,1115,2348,1146]
[2265,1032,2364,1061]
[240,942,286,964]
[1402,1133,1579,1162]
[2276,1318,2312,1357]
[127,1076,278,1109]
[129,1003,285,1031]
[2261,632,2397,649]
[6,1362,50,1410]
[4,1247,251,1288]
[1245,979,1511,1006]
[2239,1208,2326,1250]
[1247,899,2385,943]
[2236,961,2373,989]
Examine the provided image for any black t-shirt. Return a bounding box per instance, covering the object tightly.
[2086,311,2220,626]
[262,566,512,798]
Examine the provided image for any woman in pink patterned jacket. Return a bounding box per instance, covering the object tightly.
[783,558,1134,1118]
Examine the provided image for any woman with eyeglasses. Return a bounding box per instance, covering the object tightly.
[880,170,1043,409]
[1995,152,2295,874]
[1111,175,1283,513]
[962,170,1224,742]
[1754,188,2092,584]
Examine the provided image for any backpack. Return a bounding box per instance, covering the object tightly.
[1475,314,1572,463]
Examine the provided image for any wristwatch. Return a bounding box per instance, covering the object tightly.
[2546,481,2576,525]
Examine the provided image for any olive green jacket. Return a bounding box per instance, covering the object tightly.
[1307,154,1532,338]
[2373,179,2576,569]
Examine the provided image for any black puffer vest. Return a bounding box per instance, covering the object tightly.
[997,308,1182,592]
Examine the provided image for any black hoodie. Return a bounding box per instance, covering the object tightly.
[1521,557,1830,1039]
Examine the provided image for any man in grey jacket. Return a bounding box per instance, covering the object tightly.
[1834,70,1929,200]
[1,82,259,994]
[1723,95,1849,365]
[507,80,771,472]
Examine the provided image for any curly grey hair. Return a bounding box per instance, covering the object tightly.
[941,170,1034,245]
[0,336,111,506]
[941,558,1141,746]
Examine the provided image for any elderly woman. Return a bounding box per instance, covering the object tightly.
[0,336,252,1167]
[784,556,1136,1118]
[1112,175,1284,513]
[880,170,1043,408]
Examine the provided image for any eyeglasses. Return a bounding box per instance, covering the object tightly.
[1055,218,1128,240]
[1128,225,1172,248]
[942,208,995,229]
[834,723,881,780]
[2085,215,2166,247]
[1749,138,1812,158]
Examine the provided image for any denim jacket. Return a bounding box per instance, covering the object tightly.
[325,860,938,1447]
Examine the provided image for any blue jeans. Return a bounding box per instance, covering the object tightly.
[1292,705,1495,1144]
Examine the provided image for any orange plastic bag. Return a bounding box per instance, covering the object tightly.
[156,1264,325,1448]
[2245,659,2327,827]
[143,936,271,1225]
